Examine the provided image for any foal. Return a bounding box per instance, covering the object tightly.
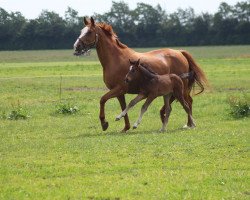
[116,59,195,131]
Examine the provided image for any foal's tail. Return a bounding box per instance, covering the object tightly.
[180,50,208,95]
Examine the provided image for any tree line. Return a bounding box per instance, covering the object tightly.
[0,1,249,50]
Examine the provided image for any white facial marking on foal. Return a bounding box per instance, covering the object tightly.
[129,65,133,71]
[74,27,89,49]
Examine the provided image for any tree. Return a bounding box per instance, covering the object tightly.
[65,7,79,26]
[35,10,66,48]
[0,1,250,50]
[133,3,164,46]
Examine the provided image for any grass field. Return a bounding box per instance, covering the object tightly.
[0,46,249,199]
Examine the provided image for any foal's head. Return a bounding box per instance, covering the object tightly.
[125,59,141,83]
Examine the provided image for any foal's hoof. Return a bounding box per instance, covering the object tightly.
[182,124,195,129]
[115,117,120,121]
[133,125,137,129]
[101,122,109,131]
[159,129,166,132]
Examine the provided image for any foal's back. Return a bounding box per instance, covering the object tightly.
[150,74,183,96]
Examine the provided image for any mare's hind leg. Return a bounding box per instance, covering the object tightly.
[133,96,155,129]
[186,93,194,127]
[160,95,172,132]
[177,95,196,128]
[182,79,195,128]
[116,94,146,121]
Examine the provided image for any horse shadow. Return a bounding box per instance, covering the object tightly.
[62,127,187,140]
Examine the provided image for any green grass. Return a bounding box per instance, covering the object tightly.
[0,46,249,199]
[0,45,249,63]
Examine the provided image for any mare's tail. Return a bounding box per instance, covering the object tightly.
[180,50,208,95]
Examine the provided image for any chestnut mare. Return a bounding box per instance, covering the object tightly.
[115,59,195,132]
[73,17,207,132]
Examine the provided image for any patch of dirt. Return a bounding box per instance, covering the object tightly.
[64,86,108,92]
[218,88,248,92]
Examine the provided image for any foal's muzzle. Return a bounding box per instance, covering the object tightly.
[124,78,130,84]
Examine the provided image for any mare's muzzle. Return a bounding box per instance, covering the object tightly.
[74,41,90,56]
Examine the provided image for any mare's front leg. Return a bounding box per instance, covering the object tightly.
[116,94,146,121]
[117,95,131,132]
[100,86,124,131]
[133,96,155,129]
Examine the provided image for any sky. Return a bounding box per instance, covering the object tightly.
[0,0,241,19]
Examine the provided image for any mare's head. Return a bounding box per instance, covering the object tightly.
[125,59,141,83]
[73,17,98,56]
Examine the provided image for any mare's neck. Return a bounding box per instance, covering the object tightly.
[95,28,128,71]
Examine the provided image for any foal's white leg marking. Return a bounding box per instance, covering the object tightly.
[116,94,145,121]
[116,107,130,121]
[133,106,147,129]
[183,124,194,129]
[133,97,155,129]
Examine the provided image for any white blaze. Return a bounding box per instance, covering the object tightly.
[73,27,89,49]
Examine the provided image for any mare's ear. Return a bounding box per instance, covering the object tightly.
[90,17,95,27]
[84,17,89,25]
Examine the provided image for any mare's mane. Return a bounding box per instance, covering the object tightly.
[97,23,127,49]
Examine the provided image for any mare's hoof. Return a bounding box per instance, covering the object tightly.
[102,122,109,131]
[120,125,130,133]
[133,126,137,129]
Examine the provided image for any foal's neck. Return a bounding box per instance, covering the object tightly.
[139,65,157,81]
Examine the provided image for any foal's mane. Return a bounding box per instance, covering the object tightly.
[139,63,158,80]
[96,23,128,49]
[140,63,158,75]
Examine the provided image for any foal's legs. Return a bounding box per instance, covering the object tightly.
[116,93,146,121]
[160,95,172,132]
[133,96,155,129]
[160,96,175,123]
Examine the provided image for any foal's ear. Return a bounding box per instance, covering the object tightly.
[90,17,95,27]
[136,59,141,66]
[129,59,133,65]
[83,17,89,25]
